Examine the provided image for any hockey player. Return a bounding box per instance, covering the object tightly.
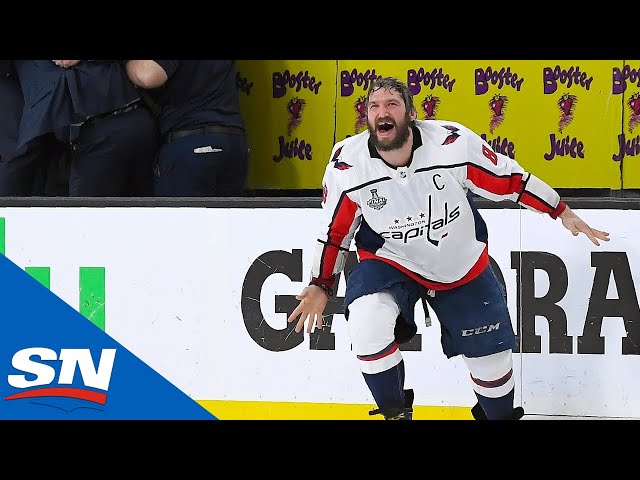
[287,76,610,420]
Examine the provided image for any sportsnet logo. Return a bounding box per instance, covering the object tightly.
[0,217,216,419]
[5,347,116,411]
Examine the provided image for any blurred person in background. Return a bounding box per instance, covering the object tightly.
[0,60,65,196]
[12,59,159,197]
[125,60,249,197]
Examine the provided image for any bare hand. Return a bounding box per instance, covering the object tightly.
[287,285,330,334]
[559,206,610,246]
[52,60,82,68]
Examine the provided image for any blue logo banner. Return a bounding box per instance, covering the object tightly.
[0,253,216,420]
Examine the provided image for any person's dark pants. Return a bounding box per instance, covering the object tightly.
[0,75,23,162]
[0,134,67,196]
[68,105,159,197]
[42,143,72,196]
[0,138,47,195]
[154,130,249,197]
[0,76,51,196]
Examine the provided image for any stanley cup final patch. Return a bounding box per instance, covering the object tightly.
[366,189,387,210]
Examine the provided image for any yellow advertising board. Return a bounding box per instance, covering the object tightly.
[520,60,622,189]
[618,62,640,188]
[236,60,336,190]
[336,60,483,139]
[336,60,622,189]
[237,60,632,191]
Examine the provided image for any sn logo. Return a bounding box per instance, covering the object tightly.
[6,348,117,405]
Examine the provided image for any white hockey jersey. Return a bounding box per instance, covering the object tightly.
[310,119,566,292]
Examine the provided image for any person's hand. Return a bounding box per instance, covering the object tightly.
[287,284,330,334]
[52,60,82,68]
[559,205,610,246]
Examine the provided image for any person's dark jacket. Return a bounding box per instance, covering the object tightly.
[149,60,245,137]
[0,67,24,160]
[13,60,141,150]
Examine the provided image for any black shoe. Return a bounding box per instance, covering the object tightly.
[471,402,487,420]
[507,406,525,420]
[369,389,414,420]
[471,403,525,420]
[403,388,414,420]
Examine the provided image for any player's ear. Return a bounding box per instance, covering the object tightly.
[410,107,417,121]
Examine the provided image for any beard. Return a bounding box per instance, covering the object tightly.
[367,113,412,152]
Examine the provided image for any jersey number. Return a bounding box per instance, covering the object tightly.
[482,145,498,165]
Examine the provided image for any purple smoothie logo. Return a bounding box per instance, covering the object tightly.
[612,92,640,162]
[421,94,441,120]
[489,94,508,134]
[354,95,367,134]
[557,93,578,133]
[272,69,320,163]
[474,66,523,152]
[407,67,455,122]
[340,69,381,135]
[542,65,590,161]
[628,93,640,133]
[611,66,640,162]
[286,97,306,136]
[544,93,584,161]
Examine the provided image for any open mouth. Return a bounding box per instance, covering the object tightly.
[377,121,395,135]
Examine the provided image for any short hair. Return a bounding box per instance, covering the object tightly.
[366,76,415,114]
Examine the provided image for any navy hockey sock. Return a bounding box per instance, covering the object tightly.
[362,360,406,410]
[475,387,514,420]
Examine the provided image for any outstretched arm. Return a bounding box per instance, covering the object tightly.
[460,124,611,244]
[558,205,609,246]
[288,143,360,334]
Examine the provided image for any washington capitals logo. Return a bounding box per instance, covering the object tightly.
[442,125,460,145]
[332,146,352,170]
